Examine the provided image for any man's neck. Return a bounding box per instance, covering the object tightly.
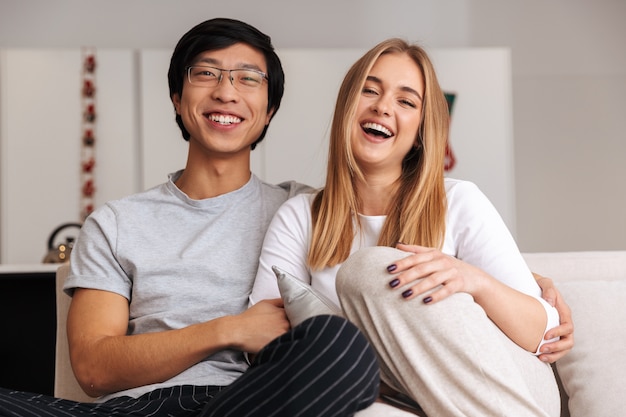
[175,155,252,200]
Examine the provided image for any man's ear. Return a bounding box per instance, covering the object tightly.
[265,106,276,125]
[171,94,181,114]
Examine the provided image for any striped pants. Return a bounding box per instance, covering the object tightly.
[0,315,379,417]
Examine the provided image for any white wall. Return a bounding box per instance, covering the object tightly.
[0,0,624,260]
[467,1,626,252]
[0,49,137,264]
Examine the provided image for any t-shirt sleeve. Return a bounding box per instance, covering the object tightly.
[64,203,132,300]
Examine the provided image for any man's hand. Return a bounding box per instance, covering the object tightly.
[230,298,290,354]
[534,273,574,362]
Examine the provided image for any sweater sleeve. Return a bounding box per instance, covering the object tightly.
[444,179,559,353]
[250,193,315,306]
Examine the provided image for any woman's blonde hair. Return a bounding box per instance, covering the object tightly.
[308,38,450,269]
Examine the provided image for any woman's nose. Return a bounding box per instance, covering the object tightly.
[371,97,391,116]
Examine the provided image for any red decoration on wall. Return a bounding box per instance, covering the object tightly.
[82,158,95,173]
[83,129,95,146]
[444,92,457,172]
[444,144,456,171]
[81,48,97,220]
[82,79,95,97]
[82,179,95,197]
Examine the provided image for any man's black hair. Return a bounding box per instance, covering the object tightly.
[167,18,285,149]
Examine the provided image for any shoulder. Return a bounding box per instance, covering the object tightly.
[255,177,313,204]
[96,184,168,216]
[444,178,492,207]
[264,192,317,233]
[253,177,314,216]
[276,192,316,215]
[443,178,501,229]
[444,177,481,197]
[262,179,315,198]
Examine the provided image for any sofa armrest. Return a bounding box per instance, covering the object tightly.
[523,251,626,417]
[55,263,93,402]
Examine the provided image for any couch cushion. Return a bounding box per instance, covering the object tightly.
[272,265,342,326]
[555,279,626,417]
[523,251,626,283]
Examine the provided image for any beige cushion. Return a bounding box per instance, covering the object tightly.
[554,280,626,417]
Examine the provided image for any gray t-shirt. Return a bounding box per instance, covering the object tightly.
[64,171,310,401]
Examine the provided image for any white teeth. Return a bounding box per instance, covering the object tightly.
[208,114,242,125]
[362,122,392,137]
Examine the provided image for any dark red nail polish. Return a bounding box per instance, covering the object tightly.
[423,296,433,304]
[389,278,400,288]
[402,289,413,298]
[387,264,397,272]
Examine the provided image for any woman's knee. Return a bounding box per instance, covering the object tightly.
[337,246,411,297]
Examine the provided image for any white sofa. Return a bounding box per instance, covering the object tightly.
[55,251,626,416]
[521,251,626,417]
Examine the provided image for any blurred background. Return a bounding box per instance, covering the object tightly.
[0,0,624,262]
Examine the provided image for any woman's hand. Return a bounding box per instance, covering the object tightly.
[387,243,488,303]
[388,244,552,352]
[534,273,575,362]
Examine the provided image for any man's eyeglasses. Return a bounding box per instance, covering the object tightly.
[186,65,268,91]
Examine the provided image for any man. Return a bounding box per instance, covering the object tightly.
[0,18,379,417]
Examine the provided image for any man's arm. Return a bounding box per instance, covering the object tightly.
[67,288,289,397]
[533,273,574,362]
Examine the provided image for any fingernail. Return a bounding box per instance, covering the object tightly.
[423,296,433,304]
[389,278,400,288]
[402,289,413,298]
[387,264,397,272]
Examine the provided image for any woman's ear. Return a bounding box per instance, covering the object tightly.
[414,130,423,149]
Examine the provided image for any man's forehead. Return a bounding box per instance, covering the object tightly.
[193,44,267,71]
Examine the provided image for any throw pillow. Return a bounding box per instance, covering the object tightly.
[555,279,626,416]
[272,265,342,326]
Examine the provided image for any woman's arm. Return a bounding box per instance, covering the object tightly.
[387,180,559,353]
[250,194,315,306]
[389,244,549,352]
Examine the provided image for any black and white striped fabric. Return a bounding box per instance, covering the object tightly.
[0,315,379,417]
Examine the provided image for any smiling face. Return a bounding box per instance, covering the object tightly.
[171,43,273,160]
[351,52,424,178]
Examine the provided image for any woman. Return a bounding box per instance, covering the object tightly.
[251,39,565,416]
